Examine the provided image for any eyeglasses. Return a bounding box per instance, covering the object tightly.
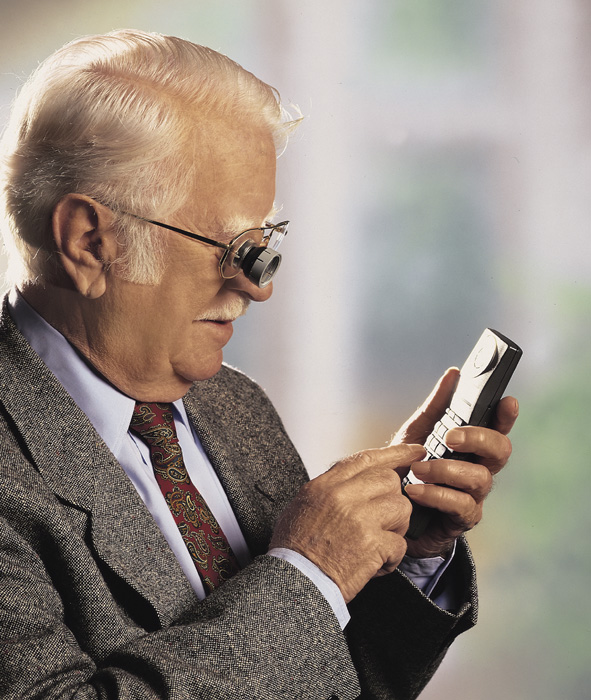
[125,213,289,288]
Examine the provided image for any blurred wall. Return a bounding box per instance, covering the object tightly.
[1,2,589,698]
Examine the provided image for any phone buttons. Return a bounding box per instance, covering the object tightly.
[425,433,448,459]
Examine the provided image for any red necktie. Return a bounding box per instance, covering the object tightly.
[129,402,239,593]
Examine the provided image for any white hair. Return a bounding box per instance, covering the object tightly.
[0,29,298,286]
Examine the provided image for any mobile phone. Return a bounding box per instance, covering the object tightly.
[403,328,522,540]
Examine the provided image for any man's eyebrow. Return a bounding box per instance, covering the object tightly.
[215,205,281,237]
[265,204,280,223]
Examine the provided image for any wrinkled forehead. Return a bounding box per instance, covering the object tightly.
[191,109,276,161]
[178,115,278,235]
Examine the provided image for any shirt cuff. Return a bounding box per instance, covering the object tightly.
[398,540,457,605]
[267,548,351,630]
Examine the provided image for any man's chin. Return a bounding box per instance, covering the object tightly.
[180,350,225,385]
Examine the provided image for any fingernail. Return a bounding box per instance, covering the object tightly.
[445,429,465,448]
[409,462,429,477]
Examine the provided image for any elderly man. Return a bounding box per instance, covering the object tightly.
[0,30,516,699]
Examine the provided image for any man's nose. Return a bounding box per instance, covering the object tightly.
[224,272,273,302]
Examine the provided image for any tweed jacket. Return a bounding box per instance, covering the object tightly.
[0,301,477,699]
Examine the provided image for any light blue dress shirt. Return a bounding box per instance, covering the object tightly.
[8,288,454,628]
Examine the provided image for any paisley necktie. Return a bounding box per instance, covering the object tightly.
[129,402,239,592]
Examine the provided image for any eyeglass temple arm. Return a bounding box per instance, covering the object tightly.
[123,213,228,250]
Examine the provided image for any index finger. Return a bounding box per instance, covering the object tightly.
[331,443,427,480]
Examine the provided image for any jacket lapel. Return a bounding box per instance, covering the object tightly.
[183,395,276,557]
[0,303,196,627]
[183,367,306,558]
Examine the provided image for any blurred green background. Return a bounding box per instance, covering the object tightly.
[1,1,589,697]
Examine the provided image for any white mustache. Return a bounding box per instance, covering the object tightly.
[196,297,250,322]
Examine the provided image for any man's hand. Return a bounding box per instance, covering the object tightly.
[270,443,426,603]
[395,368,519,558]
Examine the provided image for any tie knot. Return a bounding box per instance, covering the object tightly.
[130,402,176,446]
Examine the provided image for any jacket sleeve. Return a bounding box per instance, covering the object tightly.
[207,368,480,700]
[0,503,361,699]
[346,537,478,700]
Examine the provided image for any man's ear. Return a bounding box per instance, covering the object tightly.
[52,194,119,299]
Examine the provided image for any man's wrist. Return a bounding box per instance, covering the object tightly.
[398,540,457,600]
